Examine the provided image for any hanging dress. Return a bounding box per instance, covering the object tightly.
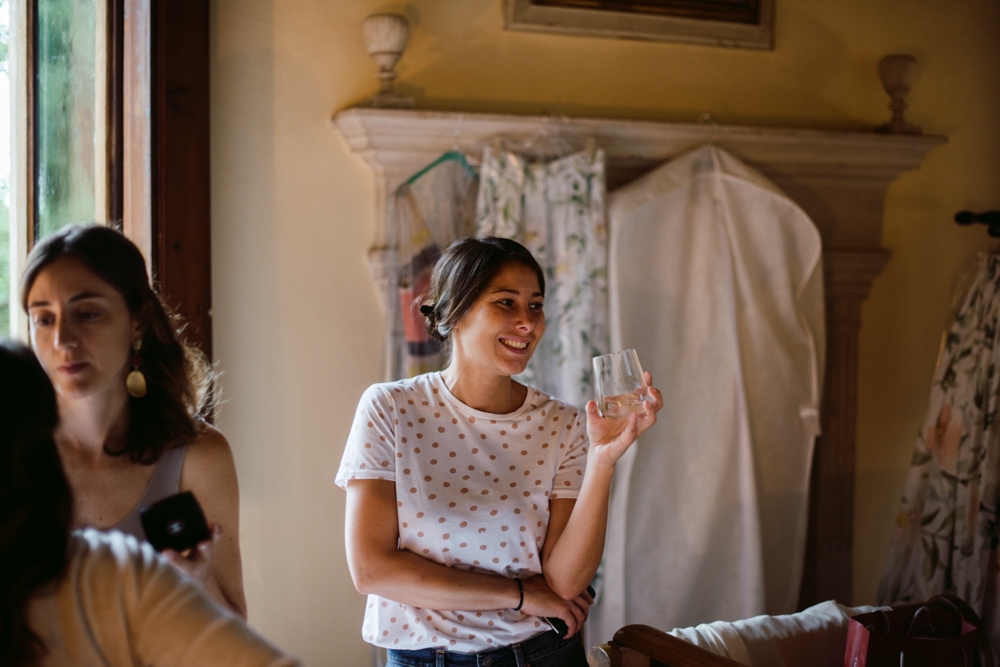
[385,157,478,380]
[475,145,609,408]
[591,145,825,642]
[879,252,1000,657]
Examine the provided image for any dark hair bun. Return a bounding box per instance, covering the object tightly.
[420,302,448,342]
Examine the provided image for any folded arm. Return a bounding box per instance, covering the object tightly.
[345,478,589,636]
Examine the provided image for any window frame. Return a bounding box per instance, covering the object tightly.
[7,0,211,359]
[125,0,212,359]
[8,0,37,339]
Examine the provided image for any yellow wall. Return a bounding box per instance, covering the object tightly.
[211,0,1000,662]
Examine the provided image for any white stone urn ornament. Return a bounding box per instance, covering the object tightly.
[876,54,922,135]
[362,13,414,109]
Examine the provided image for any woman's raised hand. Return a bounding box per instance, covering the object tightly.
[585,371,662,470]
[162,524,221,586]
[519,575,592,639]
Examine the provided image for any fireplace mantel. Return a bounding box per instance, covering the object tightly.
[333,106,945,607]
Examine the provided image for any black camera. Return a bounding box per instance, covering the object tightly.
[140,491,212,553]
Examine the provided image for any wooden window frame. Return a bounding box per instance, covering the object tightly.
[8,0,35,340]
[9,0,211,358]
[124,0,212,358]
[9,0,212,359]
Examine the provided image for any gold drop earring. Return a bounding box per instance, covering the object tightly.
[126,339,147,398]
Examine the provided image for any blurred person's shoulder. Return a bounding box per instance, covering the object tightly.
[69,529,181,595]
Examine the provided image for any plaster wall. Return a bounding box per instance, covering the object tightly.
[210,1,1000,662]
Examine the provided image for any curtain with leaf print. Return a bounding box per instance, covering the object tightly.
[475,146,609,408]
[879,252,1000,654]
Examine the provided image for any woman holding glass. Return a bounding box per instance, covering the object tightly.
[21,224,246,616]
[339,236,662,666]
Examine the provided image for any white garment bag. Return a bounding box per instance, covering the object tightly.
[591,145,825,642]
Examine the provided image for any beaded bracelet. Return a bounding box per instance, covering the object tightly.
[513,578,524,612]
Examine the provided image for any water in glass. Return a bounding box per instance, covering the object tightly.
[593,349,649,419]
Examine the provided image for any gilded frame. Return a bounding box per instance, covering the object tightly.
[503,0,774,50]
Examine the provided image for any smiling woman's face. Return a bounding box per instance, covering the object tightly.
[26,257,141,401]
[450,261,545,379]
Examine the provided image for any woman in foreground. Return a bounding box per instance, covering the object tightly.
[21,224,245,615]
[0,341,297,666]
[339,237,662,666]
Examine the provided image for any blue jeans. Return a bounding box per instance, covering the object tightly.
[386,630,586,667]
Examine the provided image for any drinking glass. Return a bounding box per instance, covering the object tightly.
[592,349,649,419]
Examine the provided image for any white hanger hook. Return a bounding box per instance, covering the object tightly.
[699,112,720,145]
[453,113,464,151]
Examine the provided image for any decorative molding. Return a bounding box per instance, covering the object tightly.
[333,106,945,610]
[334,108,945,248]
[823,248,894,328]
[335,108,943,173]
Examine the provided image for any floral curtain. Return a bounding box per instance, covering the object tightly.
[475,146,609,408]
[879,252,1000,652]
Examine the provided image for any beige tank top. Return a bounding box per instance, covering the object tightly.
[111,445,188,541]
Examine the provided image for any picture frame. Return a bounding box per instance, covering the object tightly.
[503,0,774,50]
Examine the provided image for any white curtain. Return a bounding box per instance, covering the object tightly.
[475,146,609,408]
[591,145,825,642]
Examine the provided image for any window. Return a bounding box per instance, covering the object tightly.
[2,0,107,340]
[2,0,211,358]
[35,0,106,239]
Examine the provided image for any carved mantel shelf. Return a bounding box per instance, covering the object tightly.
[333,106,946,607]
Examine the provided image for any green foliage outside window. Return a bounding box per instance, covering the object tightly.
[36,0,97,239]
[0,0,97,337]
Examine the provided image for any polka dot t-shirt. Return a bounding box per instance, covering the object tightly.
[336,371,589,652]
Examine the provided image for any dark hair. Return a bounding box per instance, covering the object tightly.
[20,224,214,464]
[422,236,545,349]
[0,342,73,666]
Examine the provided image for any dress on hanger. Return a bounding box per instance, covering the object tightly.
[879,251,1000,658]
[475,145,609,408]
[385,156,478,380]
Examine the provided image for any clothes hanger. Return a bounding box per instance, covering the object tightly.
[696,113,722,171]
[405,114,478,185]
[953,210,1000,261]
[955,210,1000,237]
[525,114,576,159]
[699,113,721,145]
[486,114,581,162]
[405,150,477,185]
